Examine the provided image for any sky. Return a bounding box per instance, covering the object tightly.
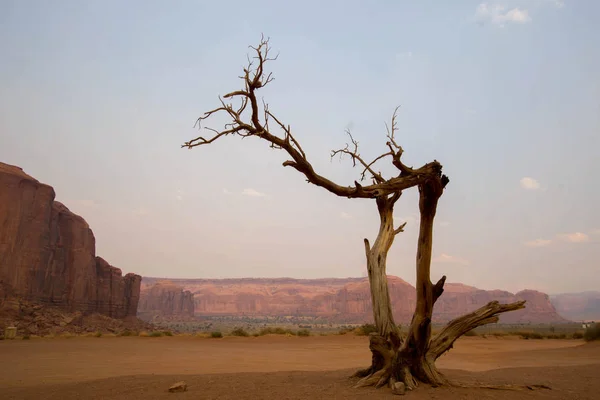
[1,0,598,294]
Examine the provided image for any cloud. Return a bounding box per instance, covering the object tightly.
[524,238,552,247]
[524,232,590,247]
[520,177,541,190]
[557,232,590,243]
[175,189,184,201]
[433,253,470,266]
[590,228,600,235]
[546,0,564,7]
[132,207,150,216]
[340,212,352,220]
[396,51,413,60]
[222,188,232,195]
[242,188,267,197]
[475,3,531,26]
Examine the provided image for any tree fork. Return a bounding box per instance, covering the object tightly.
[353,175,533,391]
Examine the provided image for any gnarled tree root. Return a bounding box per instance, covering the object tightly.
[352,367,552,393]
[351,300,544,393]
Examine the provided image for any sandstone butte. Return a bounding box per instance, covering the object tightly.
[550,291,600,322]
[140,276,571,324]
[138,281,195,318]
[0,161,141,319]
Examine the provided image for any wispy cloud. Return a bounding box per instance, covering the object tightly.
[396,51,413,60]
[222,188,232,195]
[590,228,600,235]
[524,238,552,247]
[520,177,541,190]
[340,212,353,220]
[475,3,531,27]
[132,207,150,216]
[242,188,267,198]
[433,253,470,266]
[524,231,591,247]
[176,189,184,201]
[557,232,590,243]
[545,0,564,8]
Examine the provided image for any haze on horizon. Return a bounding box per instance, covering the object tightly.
[1,0,598,295]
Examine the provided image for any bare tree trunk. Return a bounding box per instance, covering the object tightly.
[352,194,403,383]
[354,176,526,391]
[395,177,447,387]
[366,195,402,337]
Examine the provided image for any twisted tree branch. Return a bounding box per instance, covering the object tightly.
[428,300,527,360]
[182,35,445,199]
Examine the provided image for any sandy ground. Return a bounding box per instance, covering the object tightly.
[1,335,599,399]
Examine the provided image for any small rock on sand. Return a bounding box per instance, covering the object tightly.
[392,381,406,395]
[168,381,187,393]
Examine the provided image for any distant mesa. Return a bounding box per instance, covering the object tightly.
[550,291,600,322]
[140,275,570,324]
[0,162,142,329]
[138,281,195,321]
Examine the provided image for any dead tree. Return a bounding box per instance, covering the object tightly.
[183,37,529,392]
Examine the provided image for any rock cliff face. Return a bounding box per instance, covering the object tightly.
[0,162,141,318]
[138,282,195,317]
[550,291,600,321]
[141,276,568,324]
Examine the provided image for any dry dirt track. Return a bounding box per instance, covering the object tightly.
[0,335,599,399]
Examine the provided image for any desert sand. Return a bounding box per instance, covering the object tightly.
[1,335,599,399]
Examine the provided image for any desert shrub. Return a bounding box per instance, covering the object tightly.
[231,328,250,337]
[211,331,223,338]
[149,331,164,337]
[571,331,584,339]
[546,333,567,339]
[355,324,377,336]
[583,323,600,342]
[513,331,543,340]
[118,330,134,337]
[252,333,260,337]
[337,326,354,335]
[258,327,296,336]
[22,334,31,340]
[94,331,102,338]
[162,330,174,337]
[464,330,478,337]
[297,329,310,337]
